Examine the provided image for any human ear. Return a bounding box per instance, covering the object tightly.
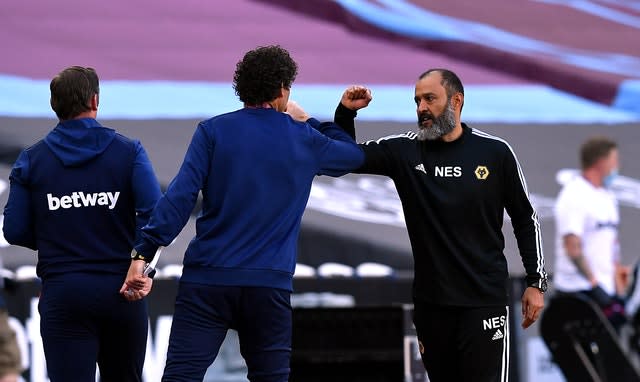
[90,94,99,110]
[453,93,463,109]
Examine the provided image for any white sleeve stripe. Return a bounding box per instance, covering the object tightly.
[363,131,416,145]
[501,306,510,382]
[471,129,546,278]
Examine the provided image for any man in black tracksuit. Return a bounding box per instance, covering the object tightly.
[335,69,547,382]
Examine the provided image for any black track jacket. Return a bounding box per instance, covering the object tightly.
[335,104,547,306]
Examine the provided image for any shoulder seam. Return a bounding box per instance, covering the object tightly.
[363,131,416,145]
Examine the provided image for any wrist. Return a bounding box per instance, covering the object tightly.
[337,102,358,116]
[130,248,148,262]
[132,240,159,262]
[527,277,548,293]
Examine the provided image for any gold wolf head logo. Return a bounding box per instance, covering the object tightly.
[475,166,489,180]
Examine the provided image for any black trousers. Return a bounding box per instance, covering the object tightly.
[413,302,510,382]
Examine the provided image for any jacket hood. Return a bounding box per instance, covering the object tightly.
[44,118,116,166]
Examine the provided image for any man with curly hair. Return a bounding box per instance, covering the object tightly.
[125,45,365,381]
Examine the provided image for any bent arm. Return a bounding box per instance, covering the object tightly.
[563,233,597,286]
[333,103,397,176]
[503,148,547,286]
[135,123,212,260]
[334,103,357,140]
[131,142,163,244]
[333,85,372,140]
[308,119,365,177]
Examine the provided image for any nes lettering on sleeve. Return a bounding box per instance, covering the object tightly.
[47,191,120,210]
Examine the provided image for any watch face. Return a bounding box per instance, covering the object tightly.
[531,279,547,292]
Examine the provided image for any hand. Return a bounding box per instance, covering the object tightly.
[120,277,153,301]
[615,264,631,296]
[124,259,146,289]
[521,287,544,329]
[590,284,614,307]
[285,100,310,122]
[340,85,372,111]
[119,260,153,301]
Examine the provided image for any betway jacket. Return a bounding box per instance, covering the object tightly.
[3,118,161,279]
[134,108,365,291]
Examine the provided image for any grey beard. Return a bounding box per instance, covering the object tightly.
[416,103,456,141]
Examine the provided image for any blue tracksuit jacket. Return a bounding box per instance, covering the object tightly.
[3,118,161,279]
[135,108,365,291]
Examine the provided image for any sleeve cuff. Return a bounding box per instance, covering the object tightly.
[335,102,358,119]
[133,241,159,262]
[525,275,547,286]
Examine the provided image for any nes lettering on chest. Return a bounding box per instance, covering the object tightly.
[434,165,462,178]
[47,191,120,210]
[414,164,491,180]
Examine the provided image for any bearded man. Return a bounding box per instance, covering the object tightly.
[331,68,547,382]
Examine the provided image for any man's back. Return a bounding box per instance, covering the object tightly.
[141,107,364,291]
[4,118,161,279]
[186,108,322,272]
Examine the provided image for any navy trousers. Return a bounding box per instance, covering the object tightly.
[39,273,148,382]
[162,283,292,382]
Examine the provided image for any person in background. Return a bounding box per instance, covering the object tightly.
[0,184,22,382]
[553,136,629,330]
[3,66,160,381]
[125,45,365,382]
[0,300,21,382]
[0,246,22,382]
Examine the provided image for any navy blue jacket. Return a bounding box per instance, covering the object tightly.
[135,108,365,291]
[3,118,161,279]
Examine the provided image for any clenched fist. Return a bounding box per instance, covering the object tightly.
[341,85,372,111]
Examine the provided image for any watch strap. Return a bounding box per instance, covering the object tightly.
[130,249,148,262]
